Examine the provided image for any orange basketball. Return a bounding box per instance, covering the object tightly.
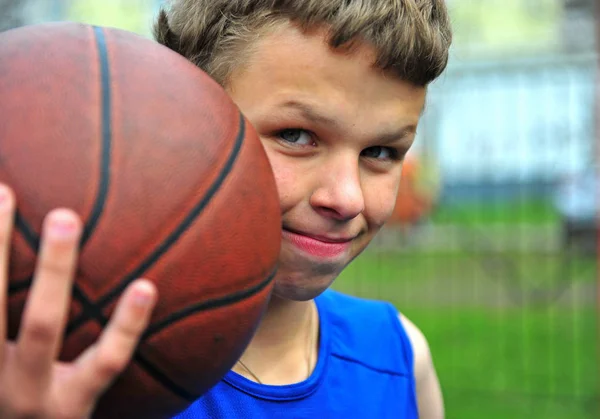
[0,22,281,418]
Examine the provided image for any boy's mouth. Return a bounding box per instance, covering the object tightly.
[281,228,354,259]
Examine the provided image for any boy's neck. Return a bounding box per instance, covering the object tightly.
[234,295,318,385]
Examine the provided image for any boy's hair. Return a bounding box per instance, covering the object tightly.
[153,0,452,87]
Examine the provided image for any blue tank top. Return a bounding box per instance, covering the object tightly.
[173,289,418,419]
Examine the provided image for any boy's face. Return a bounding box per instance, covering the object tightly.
[226,21,426,301]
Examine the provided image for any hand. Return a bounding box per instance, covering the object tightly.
[0,184,158,419]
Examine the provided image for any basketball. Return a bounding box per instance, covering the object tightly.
[0,22,281,418]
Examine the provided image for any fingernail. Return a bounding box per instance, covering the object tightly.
[132,280,156,307]
[49,211,78,238]
[0,185,10,206]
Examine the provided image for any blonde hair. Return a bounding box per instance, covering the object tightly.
[154,0,452,86]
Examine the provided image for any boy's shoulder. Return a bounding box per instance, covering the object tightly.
[318,290,444,418]
[318,289,430,354]
[398,310,444,418]
[316,289,432,364]
[317,289,414,374]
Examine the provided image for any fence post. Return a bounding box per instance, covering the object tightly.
[595,0,600,406]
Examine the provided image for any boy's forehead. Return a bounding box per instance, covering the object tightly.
[231,22,421,100]
[247,22,378,75]
[227,20,426,135]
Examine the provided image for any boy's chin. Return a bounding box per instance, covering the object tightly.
[271,272,338,302]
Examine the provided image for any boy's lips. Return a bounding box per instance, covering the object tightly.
[284,227,355,243]
[281,228,354,259]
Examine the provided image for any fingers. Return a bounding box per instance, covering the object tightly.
[0,185,15,366]
[71,279,157,405]
[14,209,82,387]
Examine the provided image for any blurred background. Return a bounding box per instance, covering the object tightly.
[1,0,598,418]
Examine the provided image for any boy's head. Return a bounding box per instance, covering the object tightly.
[154,1,452,301]
[154,0,452,87]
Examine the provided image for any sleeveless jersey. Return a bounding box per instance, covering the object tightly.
[173,289,418,419]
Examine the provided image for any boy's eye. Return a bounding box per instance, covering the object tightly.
[362,146,398,160]
[278,129,313,145]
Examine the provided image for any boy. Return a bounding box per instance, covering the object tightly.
[0,0,452,418]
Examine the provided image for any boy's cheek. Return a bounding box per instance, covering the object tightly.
[364,186,400,225]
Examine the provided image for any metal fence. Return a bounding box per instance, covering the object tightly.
[338,53,598,418]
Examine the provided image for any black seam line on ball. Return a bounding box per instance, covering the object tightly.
[14,212,39,252]
[66,111,246,336]
[7,268,277,401]
[79,26,112,248]
[12,26,112,257]
[133,267,277,402]
[59,26,116,332]
[67,100,251,400]
[8,27,119,331]
[143,266,277,339]
[8,276,31,294]
[10,26,112,329]
[132,354,196,402]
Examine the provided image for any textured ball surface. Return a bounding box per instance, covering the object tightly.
[0,22,281,418]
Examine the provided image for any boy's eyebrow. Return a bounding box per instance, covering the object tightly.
[280,100,341,129]
[280,99,417,145]
[377,125,417,145]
